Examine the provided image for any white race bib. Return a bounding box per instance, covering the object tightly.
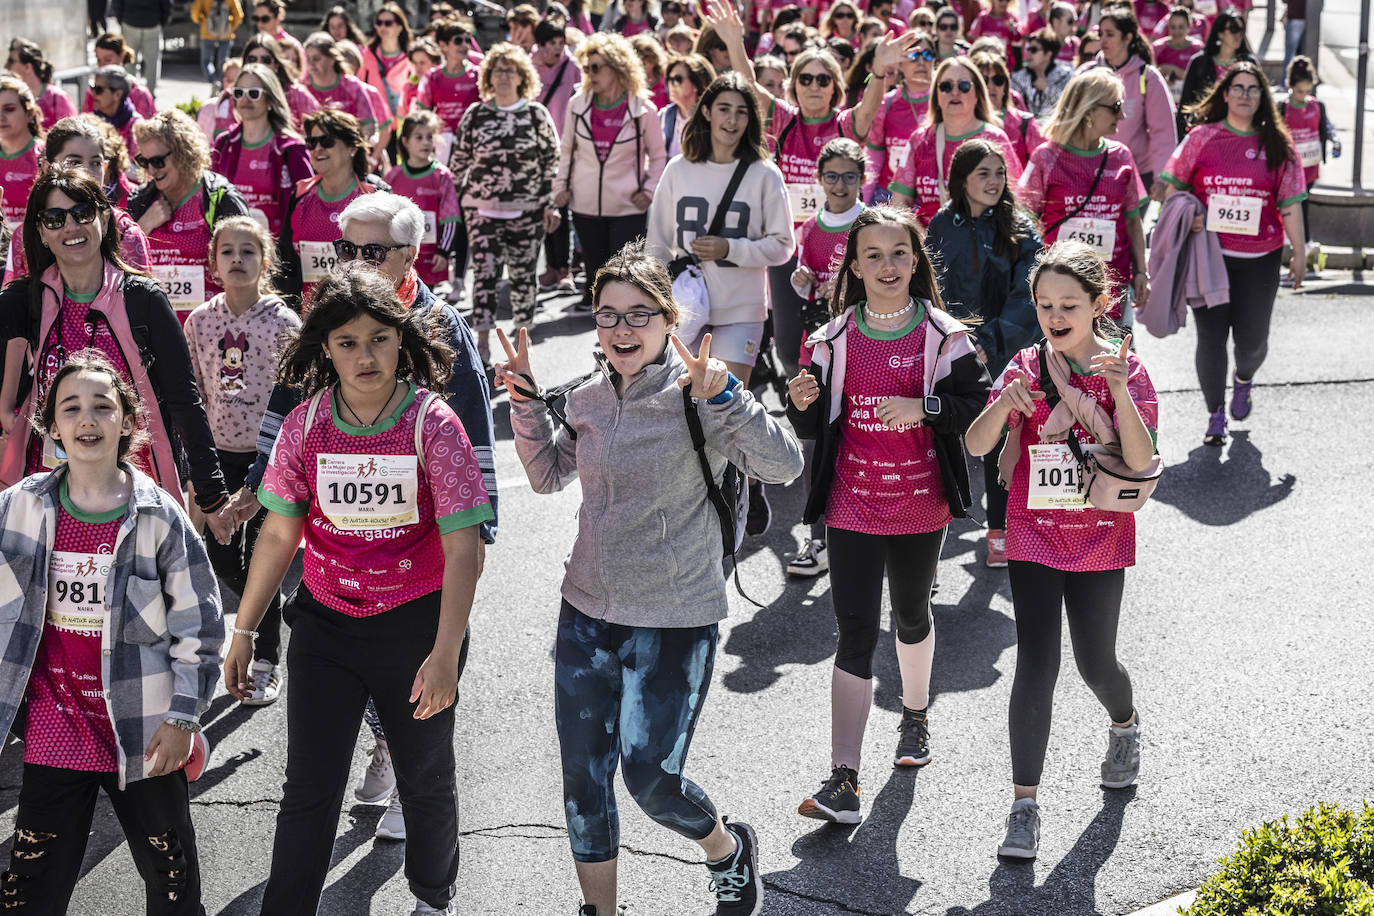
[300,240,338,283]
[1297,138,1322,168]
[1027,443,1088,509]
[317,453,419,530]
[46,550,113,632]
[787,182,823,222]
[422,210,438,245]
[1206,193,1261,236]
[151,264,205,311]
[1059,216,1117,258]
[1194,0,1218,13]
[248,207,270,229]
[892,141,911,171]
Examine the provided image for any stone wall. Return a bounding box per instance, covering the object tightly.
[1,0,88,73]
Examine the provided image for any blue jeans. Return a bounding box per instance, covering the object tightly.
[1282,19,1306,86]
[200,39,230,86]
[554,600,720,863]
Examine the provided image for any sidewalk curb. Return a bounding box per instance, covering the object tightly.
[1130,890,1197,916]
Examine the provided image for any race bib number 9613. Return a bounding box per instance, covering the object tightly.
[1206,193,1261,236]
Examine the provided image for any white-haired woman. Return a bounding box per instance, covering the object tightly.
[211,63,315,237]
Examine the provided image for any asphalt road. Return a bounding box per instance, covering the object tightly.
[10,266,1370,916]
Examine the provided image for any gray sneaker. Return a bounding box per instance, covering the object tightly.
[1101,717,1141,789]
[997,798,1040,860]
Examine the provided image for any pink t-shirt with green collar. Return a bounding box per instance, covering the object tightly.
[260,382,494,617]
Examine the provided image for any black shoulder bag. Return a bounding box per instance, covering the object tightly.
[1044,150,1109,236]
[667,156,750,279]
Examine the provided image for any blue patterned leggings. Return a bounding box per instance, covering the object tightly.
[555,600,720,863]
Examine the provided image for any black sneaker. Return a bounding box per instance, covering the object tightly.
[894,708,931,767]
[577,907,628,915]
[797,766,861,824]
[706,819,762,915]
[745,481,771,537]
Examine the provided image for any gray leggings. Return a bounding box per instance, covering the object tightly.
[1193,249,1282,412]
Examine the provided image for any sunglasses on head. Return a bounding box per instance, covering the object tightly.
[305,133,339,149]
[375,17,399,26]
[232,86,265,101]
[907,48,937,61]
[134,153,169,170]
[38,202,99,231]
[797,72,833,88]
[252,13,273,22]
[332,239,409,264]
[938,78,973,94]
[1098,99,1124,114]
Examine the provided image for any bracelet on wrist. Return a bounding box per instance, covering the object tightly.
[231,627,258,641]
[164,717,202,734]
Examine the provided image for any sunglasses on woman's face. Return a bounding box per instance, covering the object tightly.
[1026,44,1043,54]
[38,202,99,231]
[375,17,399,27]
[305,133,339,149]
[668,73,687,84]
[232,86,265,101]
[1098,99,1124,114]
[662,4,682,12]
[91,84,114,95]
[134,153,169,170]
[832,11,855,19]
[253,14,273,23]
[984,73,1007,86]
[797,72,833,88]
[246,53,274,65]
[937,21,958,31]
[586,61,604,75]
[333,239,408,264]
[907,48,937,61]
[1222,22,1243,33]
[939,79,973,94]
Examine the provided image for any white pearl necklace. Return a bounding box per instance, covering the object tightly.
[864,298,916,323]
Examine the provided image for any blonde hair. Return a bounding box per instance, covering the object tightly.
[478,42,542,101]
[210,215,282,296]
[1044,68,1123,145]
[576,32,647,99]
[928,58,995,127]
[133,108,211,179]
[235,63,298,137]
[629,33,667,82]
[0,74,44,139]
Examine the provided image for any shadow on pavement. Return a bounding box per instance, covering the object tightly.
[1151,432,1296,526]
[319,811,408,911]
[946,787,1137,916]
[765,768,925,915]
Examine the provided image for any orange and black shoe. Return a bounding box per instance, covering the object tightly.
[798,766,861,824]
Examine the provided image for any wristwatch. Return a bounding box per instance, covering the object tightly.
[923,395,942,418]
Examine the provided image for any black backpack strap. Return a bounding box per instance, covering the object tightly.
[509,370,600,440]
[708,157,751,238]
[682,387,761,607]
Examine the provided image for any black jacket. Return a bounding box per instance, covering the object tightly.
[1177,50,1255,136]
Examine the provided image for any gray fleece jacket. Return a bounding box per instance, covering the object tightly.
[509,346,803,627]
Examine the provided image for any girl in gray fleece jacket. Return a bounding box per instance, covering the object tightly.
[497,242,802,916]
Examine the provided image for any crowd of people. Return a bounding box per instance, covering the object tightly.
[0,0,1341,912]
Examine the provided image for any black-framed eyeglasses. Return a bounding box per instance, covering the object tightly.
[797,72,833,88]
[938,79,973,94]
[1098,99,1125,114]
[333,239,409,264]
[253,14,273,23]
[907,48,937,61]
[374,17,399,27]
[593,309,663,328]
[38,202,100,231]
[232,86,265,101]
[305,133,340,150]
[1228,84,1262,98]
[134,153,169,170]
[820,170,862,185]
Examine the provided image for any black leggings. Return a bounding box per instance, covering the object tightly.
[544,205,571,271]
[1193,248,1282,412]
[828,526,944,680]
[572,212,647,309]
[205,449,282,665]
[1007,560,1134,787]
[981,437,1008,530]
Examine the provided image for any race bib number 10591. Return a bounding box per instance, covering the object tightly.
[317,453,419,530]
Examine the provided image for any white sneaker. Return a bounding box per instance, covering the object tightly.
[375,791,406,841]
[411,899,454,915]
[446,276,465,304]
[241,659,281,706]
[786,539,828,577]
[354,740,396,804]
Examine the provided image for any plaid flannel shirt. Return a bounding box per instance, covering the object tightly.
[0,466,224,789]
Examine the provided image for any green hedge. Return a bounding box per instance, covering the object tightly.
[1184,802,1374,916]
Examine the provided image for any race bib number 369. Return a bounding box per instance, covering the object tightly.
[300,240,338,283]
[317,453,419,530]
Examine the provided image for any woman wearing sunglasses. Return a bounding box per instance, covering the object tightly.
[1018,69,1149,331]
[889,59,1023,225]
[127,109,250,326]
[86,34,157,122]
[358,2,415,151]
[866,30,936,203]
[0,169,231,529]
[1075,4,1177,195]
[241,34,323,133]
[821,0,861,45]
[252,0,305,72]
[1177,9,1254,136]
[1160,62,1306,446]
[211,64,315,238]
[972,52,1044,171]
[277,108,388,304]
[1010,27,1073,124]
[0,75,46,233]
[85,67,141,178]
[933,8,971,60]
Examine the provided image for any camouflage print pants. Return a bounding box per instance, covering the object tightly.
[466,208,545,332]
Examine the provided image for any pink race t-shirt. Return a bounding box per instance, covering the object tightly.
[230,133,293,235]
[769,100,861,223]
[1283,98,1324,185]
[1160,121,1307,256]
[0,138,43,230]
[308,74,376,131]
[1002,107,1045,170]
[384,161,461,286]
[260,383,494,617]
[24,486,124,772]
[795,209,857,310]
[1017,139,1147,310]
[990,345,1158,572]
[286,83,321,131]
[291,181,363,303]
[1057,35,1081,63]
[804,308,952,536]
[968,12,1022,46]
[590,96,629,161]
[1134,0,1170,35]
[144,181,218,322]
[39,84,77,131]
[1151,37,1202,74]
[890,121,1024,225]
[866,87,929,190]
[619,17,651,36]
[417,65,481,135]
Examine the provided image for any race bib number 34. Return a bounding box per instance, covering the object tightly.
[1206,193,1261,236]
[787,182,823,221]
[300,240,338,283]
[317,453,419,530]
[1027,444,1088,509]
[46,551,112,632]
[152,264,206,311]
[1060,216,1116,258]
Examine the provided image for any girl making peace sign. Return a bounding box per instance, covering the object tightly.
[496,241,802,916]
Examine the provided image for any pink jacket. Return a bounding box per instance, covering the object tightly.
[1141,191,1229,338]
[554,90,667,218]
[1077,53,1178,179]
[360,45,414,131]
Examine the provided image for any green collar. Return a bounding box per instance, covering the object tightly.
[593,93,627,110]
[310,75,341,92]
[171,179,204,210]
[856,300,925,340]
[64,286,99,304]
[59,476,127,524]
[330,380,417,436]
[1222,120,1258,137]
[0,136,37,159]
[242,129,276,150]
[802,109,838,125]
[317,178,359,202]
[944,122,987,142]
[402,161,436,178]
[1063,139,1108,157]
